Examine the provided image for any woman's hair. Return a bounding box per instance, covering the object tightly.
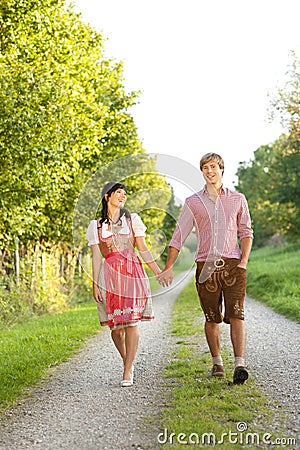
[200,153,224,173]
[99,181,130,226]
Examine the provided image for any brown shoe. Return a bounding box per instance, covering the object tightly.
[233,366,248,384]
[211,364,225,378]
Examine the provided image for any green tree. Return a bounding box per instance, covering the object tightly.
[236,52,300,246]
[268,51,300,240]
[0,0,170,251]
[73,153,173,250]
[0,0,172,319]
[160,188,181,261]
[236,137,299,246]
[236,144,279,246]
[269,51,300,145]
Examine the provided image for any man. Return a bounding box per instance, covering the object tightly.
[158,153,253,384]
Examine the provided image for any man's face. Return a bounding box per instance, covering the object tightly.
[201,160,223,186]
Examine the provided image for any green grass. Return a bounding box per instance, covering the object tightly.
[0,255,193,412]
[246,243,300,323]
[159,280,292,449]
[1,242,298,447]
[0,301,100,410]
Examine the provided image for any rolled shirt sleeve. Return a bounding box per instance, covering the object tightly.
[237,195,254,240]
[169,200,195,251]
[86,220,99,246]
[131,213,147,237]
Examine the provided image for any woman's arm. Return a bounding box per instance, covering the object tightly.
[91,244,104,303]
[135,236,161,276]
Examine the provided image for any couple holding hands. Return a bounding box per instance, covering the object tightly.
[86,153,253,387]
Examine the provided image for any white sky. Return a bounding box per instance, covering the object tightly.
[72,0,300,191]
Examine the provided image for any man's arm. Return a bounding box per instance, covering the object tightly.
[238,237,253,269]
[156,246,179,286]
[157,199,194,286]
[165,246,180,269]
[237,194,253,269]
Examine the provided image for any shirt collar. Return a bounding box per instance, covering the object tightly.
[201,184,226,195]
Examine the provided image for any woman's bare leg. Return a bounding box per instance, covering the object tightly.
[123,325,139,381]
[111,329,126,363]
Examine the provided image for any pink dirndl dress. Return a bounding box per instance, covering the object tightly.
[96,216,154,329]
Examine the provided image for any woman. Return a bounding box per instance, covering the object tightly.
[86,181,161,387]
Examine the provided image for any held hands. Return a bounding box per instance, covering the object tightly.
[156,266,174,287]
[93,283,103,304]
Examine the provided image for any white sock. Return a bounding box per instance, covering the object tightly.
[234,357,245,368]
[212,356,223,366]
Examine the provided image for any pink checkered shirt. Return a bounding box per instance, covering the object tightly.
[169,186,253,262]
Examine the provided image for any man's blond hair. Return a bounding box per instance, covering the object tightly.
[200,153,224,172]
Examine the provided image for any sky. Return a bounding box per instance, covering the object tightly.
[72,0,300,193]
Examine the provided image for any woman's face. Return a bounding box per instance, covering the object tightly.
[107,188,127,208]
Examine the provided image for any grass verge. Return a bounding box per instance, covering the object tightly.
[0,257,192,412]
[246,243,300,323]
[0,301,100,410]
[159,280,292,449]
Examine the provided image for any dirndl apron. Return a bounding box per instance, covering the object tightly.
[96,218,154,329]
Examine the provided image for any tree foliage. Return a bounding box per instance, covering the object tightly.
[236,52,300,246]
[235,139,298,246]
[0,0,172,252]
[269,51,300,146]
[160,188,181,261]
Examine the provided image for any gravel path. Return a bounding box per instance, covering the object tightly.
[0,270,299,449]
[220,296,300,442]
[0,271,193,450]
[245,296,299,436]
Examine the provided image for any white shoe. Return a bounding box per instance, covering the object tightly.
[120,365,134,387]
[120,379,133,387]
